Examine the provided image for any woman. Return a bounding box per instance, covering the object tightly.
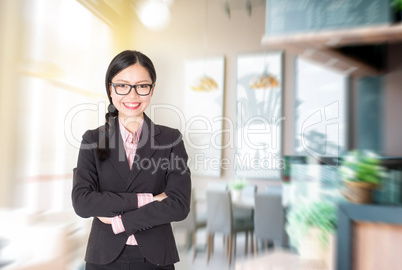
[72,50,191,270]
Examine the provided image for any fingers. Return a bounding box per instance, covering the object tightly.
[154,192,168,202]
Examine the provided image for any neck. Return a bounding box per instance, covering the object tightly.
[119,113,144,134]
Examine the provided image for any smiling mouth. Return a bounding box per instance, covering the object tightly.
[123,102,141,109]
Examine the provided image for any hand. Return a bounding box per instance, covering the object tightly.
[97,217,113,224]
[154,192,168,202]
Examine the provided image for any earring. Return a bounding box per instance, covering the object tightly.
[108,104,118,118]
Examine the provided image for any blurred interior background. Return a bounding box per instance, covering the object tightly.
[1,0,402,269]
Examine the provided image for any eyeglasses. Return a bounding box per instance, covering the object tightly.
[110,82,154,96]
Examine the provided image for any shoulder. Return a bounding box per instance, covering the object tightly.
[156,124,181,137]
[81,125,105,143]
[144,114,182,143]
[154,124,182,143]
[153,124,187,157]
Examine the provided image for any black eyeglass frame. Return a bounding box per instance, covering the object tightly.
[110,82,154,96]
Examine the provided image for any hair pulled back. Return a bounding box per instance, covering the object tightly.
[97,50,157,161]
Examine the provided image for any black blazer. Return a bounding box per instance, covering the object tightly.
[72,114,191,266]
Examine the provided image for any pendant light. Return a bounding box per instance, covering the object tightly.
[136,0,172,31]
[249,72,280,89]
[190,0,218,92]
[249,55,280,89]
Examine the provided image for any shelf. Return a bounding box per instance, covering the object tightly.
[262,24,402,77]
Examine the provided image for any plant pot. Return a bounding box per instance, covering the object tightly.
[230,189,242,201]
[324,233,336,270]
[298,228,335,268]
[298,227,323,261]
[393,10,402,23]
[298,228,326,263]
[342,181,377,204]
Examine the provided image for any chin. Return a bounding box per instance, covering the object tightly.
[120,111,144,118]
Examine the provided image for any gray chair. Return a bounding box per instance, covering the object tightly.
[233,184,257,220]
[253,193,287,253]
[243,184,257,197]
[206,190,254,266]
[172,190,206,260]
[207,181,228,191]
[265,185,283,195]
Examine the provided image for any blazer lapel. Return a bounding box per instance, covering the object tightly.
[126,114,160,191]
[109,117,131,181]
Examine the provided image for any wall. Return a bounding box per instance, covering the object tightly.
[384,43,402,156]
[127,0,402,193]
[0,0,22,207]
[129,0,285,191]
[352,43,402,156]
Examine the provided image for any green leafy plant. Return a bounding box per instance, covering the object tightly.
[340,150,386,185]
[286,201,337,250]
[228,179,246,190]
[392,0,402,11]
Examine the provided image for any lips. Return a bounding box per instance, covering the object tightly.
[123,102,141,110]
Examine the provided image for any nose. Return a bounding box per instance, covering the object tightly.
[128,86,140,98]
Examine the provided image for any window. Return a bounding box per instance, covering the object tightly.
[18,0,113,211]
[294,57,348,158]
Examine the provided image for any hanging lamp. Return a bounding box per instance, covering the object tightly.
[190,0,218,92]
[190,76,219,92]
[249,72,280,89]
[249,56,280,89]
[136,0,172,31]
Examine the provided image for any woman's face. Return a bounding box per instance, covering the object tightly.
[109,63,154,120]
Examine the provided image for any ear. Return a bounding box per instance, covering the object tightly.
[150,84,155,97]
[109,84,113,96]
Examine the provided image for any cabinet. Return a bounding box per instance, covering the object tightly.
[337,203,402,270]
[262,24,402,77]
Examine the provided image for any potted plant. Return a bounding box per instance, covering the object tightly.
[391,0,402,23]
[228,179,246,201]
[392,0,402,22]
[340,150,387,204]
[286,201,337,265]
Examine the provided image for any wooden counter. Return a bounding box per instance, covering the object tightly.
[337,203,402,270]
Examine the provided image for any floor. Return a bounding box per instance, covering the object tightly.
[175,229,331,270]
[235,251,330,270]
[175,228,248,270]
[72,228,331,270]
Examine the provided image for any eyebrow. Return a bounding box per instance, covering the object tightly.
[114,79,151,84]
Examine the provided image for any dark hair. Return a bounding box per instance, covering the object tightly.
[97,50,157,161]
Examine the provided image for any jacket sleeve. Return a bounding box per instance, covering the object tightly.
[121,129,191,235]
[71,129,139,218]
